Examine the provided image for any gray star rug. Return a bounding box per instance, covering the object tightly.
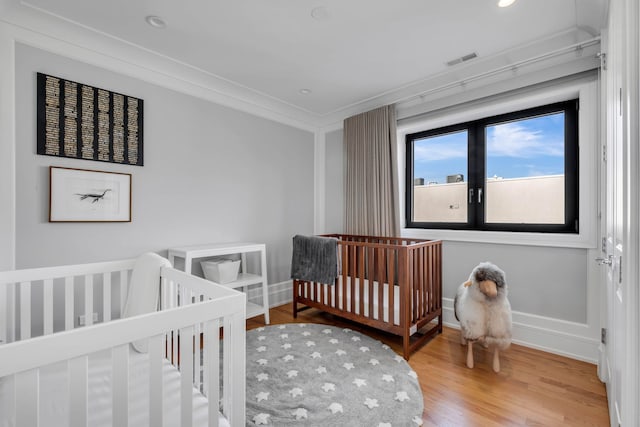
[246,323,424,426]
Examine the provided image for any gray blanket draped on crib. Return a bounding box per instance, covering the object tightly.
[290,235,338,285]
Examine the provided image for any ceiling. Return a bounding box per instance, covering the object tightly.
[9,0,608,121]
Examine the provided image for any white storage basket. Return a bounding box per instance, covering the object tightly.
[201,259,241,284]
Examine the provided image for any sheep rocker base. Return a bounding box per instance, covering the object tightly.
[454,262,512,373]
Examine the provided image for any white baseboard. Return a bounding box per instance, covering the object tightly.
[249,286,600,364]
[442,298,600,364]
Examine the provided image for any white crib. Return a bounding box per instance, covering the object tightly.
[0,258,246,427]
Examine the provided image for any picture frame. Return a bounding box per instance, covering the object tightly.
[49,166,132,222]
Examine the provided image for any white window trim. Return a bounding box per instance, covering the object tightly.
[397,76,599,249]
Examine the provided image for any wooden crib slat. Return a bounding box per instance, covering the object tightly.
[367,246,374,318]
[15,370,39,427]
[388,249,395,326]
[65,277,74,331]
[84,275,93,326]
[43,279,53,335]
[205,319,220,427]
[377,248,385,322]
[341,245,348,311]
[358,245,364,316]
[103,272,111,322]
[181,325,194,427]
[20,282,31,340]
[349,245,356,314]
[69,356,88,427]
[149,334,164,427]
[112,344,129,427]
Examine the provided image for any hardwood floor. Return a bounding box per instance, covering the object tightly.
[247,304,609,427]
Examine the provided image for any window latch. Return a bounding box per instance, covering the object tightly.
[477,188,483,204]
[468,188,474,204]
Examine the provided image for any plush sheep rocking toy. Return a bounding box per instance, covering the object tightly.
[454,262,512,373]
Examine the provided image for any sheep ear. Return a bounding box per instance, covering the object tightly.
[463,280,472,287]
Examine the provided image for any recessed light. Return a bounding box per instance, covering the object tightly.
[497,0,516,7]
[311,6,330,21]
[145,15,166,29]
[299,89,312,95]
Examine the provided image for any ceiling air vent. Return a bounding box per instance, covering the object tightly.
[446,52,478,67]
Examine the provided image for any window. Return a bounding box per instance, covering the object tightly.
[405,100,578,233]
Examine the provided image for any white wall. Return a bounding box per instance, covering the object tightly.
[14,43,314,285]
[324,129,344,233]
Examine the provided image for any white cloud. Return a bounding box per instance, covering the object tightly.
[414,139,466,162]
[487,122,563,158]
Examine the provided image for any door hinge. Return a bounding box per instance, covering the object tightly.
[601,328,607,345]
[602,145,607,162]
[597,52,607,70]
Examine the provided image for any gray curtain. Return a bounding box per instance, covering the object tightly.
[343,105,400,236]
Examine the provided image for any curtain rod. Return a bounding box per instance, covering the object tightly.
[395,36,601,107]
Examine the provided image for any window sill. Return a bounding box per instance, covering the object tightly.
[401,227,597,249]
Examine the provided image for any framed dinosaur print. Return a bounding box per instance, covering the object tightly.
[49,166,131,222]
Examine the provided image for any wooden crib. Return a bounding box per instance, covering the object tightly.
[0,258,246,427]
[293,234,442,360]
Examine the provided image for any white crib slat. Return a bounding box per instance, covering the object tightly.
[222,317,231,415]
[112,344,129,427]
[20,282,31,340]
[6,283,15,343]
[84,275,93,326]
[194,319,201,389]
[205,319,219,427]
[65,277,74,330]
[103,272,111,322]
[15,370,39,427]
[43,279,53,335]
[149,334,164,427]
[120,270,128,316]
[180,325,194,427]
[69,357,88,427]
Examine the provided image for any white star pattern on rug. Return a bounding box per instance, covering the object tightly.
[381,344,390,349]
[246,324,423,426]
[256,327,265,332]
[321,382,336,392]
[328,402,344,414]
[289,387,303,397]
[353,378,367,387]
[364,398,380,409]
[292,408,308,420]
[299,323,307,327]
[253,413,269,425]
[395,391,410,402]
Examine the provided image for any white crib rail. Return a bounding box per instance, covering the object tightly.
[0,259,136,344]
[0,264,247,427]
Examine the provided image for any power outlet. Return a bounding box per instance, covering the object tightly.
[78,312,98,326]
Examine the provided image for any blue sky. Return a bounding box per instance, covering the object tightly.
[413,112,565,184]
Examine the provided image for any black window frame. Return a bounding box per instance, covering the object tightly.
[405,99,579,234]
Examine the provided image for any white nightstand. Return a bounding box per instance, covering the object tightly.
[168,242,270,324]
